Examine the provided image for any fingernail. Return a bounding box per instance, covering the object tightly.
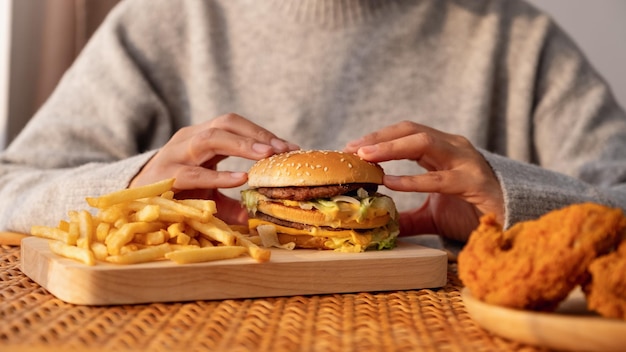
[230,172,247,179]
[359,145,377,154]
[252,143,272,154]
[270,138,288,152]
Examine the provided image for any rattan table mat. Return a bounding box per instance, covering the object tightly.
[0,245,548,352]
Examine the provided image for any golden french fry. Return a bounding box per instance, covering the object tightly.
[167,222,185,239]
[235,233,271,262]
[198,236,214,248]
[86,178,175,208]
[113,216,128,229]
[146,196,207,221]
[128,201,185,222]
[165,246,247,264]
[156,208,186,223]
[167,222,193,244]
[161,190,175,199]
[169,244,201,251]
[158,229,170,243]
[119,243,142,254]
[106,243,171,264]
[208,214,233,231]
[134,230,167,245]
[187,219,236,246]
[67,211,81,247]
[95,222,111,242]
[31,226,78,245]
[90,242,108,261]
[131,204,160,222]
[58,220,70,232]
[179,199,217,214]
[96,203,130,223]
[49,240,95,266]
[106,222,164,255]
[175,233,191,245]
[77,210,94,249]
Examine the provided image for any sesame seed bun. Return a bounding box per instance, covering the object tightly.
[247,150,384,187]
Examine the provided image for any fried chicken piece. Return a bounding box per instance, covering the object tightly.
[584,240,626,320]
[458,203,626,311]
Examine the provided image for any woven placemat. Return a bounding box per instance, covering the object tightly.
[0,245,547,352]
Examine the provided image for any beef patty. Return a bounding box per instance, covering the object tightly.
[256,183,378,201]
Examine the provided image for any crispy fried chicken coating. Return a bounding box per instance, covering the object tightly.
[458,203,626,311]
[584,240,626,320]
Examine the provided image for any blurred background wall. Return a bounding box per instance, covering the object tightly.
[0,0,624,149]
[526,0,626,109]
[0,0,119,149]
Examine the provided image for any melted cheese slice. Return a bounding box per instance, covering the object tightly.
[248,219,373,245]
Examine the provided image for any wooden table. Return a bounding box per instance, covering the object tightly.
[0,244,548,352]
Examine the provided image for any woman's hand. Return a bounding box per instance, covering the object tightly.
[130,113,299,225]
[344,121,504,242]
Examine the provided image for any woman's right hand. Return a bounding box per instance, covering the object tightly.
[129,113,299,224]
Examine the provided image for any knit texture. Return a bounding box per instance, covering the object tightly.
[1,0,626,235]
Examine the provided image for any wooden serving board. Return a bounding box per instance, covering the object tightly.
[20,236,447,306]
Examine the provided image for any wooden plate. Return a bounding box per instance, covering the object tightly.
[462,287,626,351]
[20,236,447,305]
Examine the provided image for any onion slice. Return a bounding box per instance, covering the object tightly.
[257,224,296,250]
[330,195,360,204]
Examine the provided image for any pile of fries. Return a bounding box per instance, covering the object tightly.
[30,178,270,265]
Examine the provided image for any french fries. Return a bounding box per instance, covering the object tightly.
[165,246,247,264]
[49,240,95,266]
[85,178,175,208]
[30,178,273,266]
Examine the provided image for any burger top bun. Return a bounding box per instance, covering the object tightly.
[247,150,384,187]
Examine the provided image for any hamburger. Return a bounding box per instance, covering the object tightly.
[241,150,399,252]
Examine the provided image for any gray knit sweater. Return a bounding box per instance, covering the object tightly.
[2,0,626,237]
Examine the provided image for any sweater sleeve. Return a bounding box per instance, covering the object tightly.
[0,1,175,232]
[483,149,626,229]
